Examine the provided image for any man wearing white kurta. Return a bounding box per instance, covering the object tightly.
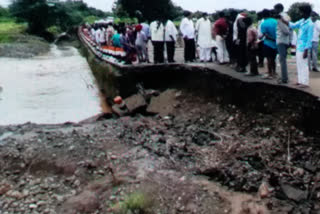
[196,13,213,62]
[180,11,196,62]
[290,5,314,87]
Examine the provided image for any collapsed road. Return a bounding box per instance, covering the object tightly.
[0,30,320,214]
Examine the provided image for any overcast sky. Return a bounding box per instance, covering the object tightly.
[1,0,320,13]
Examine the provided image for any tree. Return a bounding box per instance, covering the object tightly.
[9,0,109,36]
[288,2,313,22]
[0,6,10,18]
[113,0,182,22]
[9,0,50,34]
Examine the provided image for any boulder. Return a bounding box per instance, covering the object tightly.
[62,190,100,213]
[146,89,179,116]
[124,94,147,113]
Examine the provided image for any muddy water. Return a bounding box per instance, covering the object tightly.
[0,45,108,125]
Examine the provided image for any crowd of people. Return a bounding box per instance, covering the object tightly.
[84,3,320,88]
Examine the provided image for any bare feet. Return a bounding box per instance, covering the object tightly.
[298,84,309,88]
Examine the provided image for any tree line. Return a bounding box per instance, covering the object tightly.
[1,0,110,39]
[113,0,313,23]
[0,0,313,40]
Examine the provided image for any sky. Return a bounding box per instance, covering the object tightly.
[1,0,320,13]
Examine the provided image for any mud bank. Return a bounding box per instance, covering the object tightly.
[0,35,50,58]
[82,41,320,136]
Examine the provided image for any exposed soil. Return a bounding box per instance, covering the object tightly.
[0,89,320,214]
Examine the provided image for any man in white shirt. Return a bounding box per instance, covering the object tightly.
[309,12,320,72]
[150,20,165,63]
[165,19,178,63]
[180,11,196,62]
[196,13,213,62]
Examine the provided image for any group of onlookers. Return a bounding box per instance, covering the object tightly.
[86,3,320,87]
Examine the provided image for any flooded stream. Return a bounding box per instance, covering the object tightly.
[0,45,105,125]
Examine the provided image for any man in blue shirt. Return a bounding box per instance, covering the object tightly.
[290,4,314,88]
[260,9,278,79]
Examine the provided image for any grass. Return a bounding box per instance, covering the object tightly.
[111,192,153,214]
[0,18,27,43]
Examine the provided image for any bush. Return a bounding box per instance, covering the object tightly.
[46,25,62,37]
[84,16,99,24]
[0,18,26,43]
[111,192,153,214]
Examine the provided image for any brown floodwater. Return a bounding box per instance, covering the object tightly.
[0,45,108,125]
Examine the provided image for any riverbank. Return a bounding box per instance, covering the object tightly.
[0,18,50,58]
[1,89,319,213]
[0,34,50,58]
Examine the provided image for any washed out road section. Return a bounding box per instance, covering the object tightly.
[0,45,103,125]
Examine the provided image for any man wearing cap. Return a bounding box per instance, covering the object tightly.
[135,24,148,63]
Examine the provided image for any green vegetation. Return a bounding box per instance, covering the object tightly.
[0,18,26,43]
[111,192,153,214]
[113,0,183,22]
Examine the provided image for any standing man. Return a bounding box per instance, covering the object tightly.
[309,12,320,72]
[226,10,238,66]
[236,13,250,73]
[165,19,178,63]
[274,3,291,84]
[150,20,165,63]
[260,9,278,79]
[290,4,314,88]
[136,11,151,63]
[196,13,213,62]
[257,11,266,68]
[95,25,101,45]
[180,11,196,63]
[213,12,230,64]
[135,24,148,63]
[246,17,259,76]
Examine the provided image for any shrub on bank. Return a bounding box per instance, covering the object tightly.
[0,18,27,43]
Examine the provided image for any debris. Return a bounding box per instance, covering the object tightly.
[114,96,123,105]
[281,184,308,202]
[146,89,179,116]
[258,182,270,198]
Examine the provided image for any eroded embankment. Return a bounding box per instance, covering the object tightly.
[1,43,320,213]
[1,88,320,213]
